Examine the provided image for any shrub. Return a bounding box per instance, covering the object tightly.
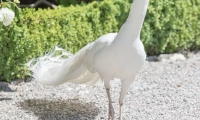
[0,0,130,82]
[0,0,199,81]
[56,0,104,6]
[142,0,200,54]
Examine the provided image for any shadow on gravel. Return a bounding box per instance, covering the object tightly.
[18,98,100,120]
[0,83,16,92]
[0,98,12,101]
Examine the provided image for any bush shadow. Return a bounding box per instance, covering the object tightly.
[0,83,16,92]
[0,97,12,101]
[18,98,100,120]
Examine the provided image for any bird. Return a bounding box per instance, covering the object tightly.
[27,0,149,119]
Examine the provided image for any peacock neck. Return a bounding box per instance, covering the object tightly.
[113,0,149,44]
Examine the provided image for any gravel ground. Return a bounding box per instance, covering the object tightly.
[0,51,200,120]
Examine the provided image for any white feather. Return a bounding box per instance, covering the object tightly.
[27,33,118,86]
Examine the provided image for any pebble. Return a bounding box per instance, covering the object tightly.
[0,51,200,119]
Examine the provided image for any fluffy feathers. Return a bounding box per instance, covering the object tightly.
[27,33,118,86]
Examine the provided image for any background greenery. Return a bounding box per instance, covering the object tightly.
[56,0,103,6]
[0,0,199,82]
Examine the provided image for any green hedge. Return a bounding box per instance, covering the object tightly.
[0,0,199,81]
[56,0,104,6]
[142,0,200,54]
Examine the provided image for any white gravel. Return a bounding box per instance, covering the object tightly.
[0,51,200,120]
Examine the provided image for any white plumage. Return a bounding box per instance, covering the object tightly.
[27,0,149,119]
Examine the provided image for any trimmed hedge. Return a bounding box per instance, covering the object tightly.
[0,0,199,81]
[57,0,104,6]
[142,0,200,54]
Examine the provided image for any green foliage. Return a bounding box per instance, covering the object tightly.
[0,0,130,82]
[56,0,103,6]
[1,0,20,16]
[0,0,199,81]
[142,0,200,54]
[56,0,79,6]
